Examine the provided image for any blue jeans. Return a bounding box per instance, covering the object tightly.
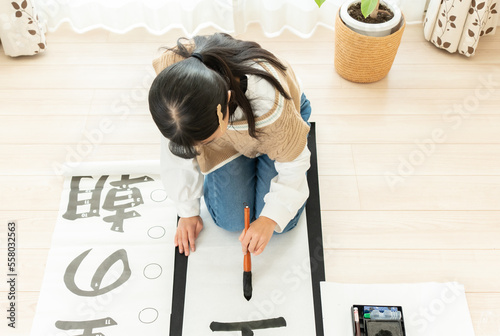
[203,93,312,233]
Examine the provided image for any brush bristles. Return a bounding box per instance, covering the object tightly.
[243,271,252,301]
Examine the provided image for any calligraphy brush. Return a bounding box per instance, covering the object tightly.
[243,204,252,301]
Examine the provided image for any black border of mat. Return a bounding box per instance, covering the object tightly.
[169,122,325,335]
[169,220,188,336]
[306,122,326,336]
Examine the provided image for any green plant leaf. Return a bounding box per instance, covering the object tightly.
[361,0,379,18]
[314,0,326,8]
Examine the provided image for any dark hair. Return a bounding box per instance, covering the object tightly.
[148,33,291,159]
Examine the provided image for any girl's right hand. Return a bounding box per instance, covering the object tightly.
[175,216,204,256]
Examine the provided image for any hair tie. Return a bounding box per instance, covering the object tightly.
[191,52,204,63]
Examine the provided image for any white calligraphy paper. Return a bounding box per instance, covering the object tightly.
[182,206,317,335]
[31,165,177,336]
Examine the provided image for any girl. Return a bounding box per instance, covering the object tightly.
[148,33,311,257]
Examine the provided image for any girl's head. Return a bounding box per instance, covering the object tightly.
[149,33,291,159]
[149,52,230,159]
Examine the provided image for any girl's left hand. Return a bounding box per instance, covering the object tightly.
[239,216,276,256]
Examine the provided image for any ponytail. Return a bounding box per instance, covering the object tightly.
[168,33,291,138]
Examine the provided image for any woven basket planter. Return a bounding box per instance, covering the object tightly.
[334,10,406,83]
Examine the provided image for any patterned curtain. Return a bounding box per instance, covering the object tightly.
[424,0,499,57]
[0,0,46,57]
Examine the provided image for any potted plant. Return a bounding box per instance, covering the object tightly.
[316,0,406,83]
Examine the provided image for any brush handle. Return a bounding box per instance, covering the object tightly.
[244,206,251,272]
[244,205,250,231]
[244,252,251,272]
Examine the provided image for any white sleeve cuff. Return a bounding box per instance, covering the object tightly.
[175,199,201,218]
[259,203,294,233]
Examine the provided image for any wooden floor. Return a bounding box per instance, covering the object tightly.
[1,22,500,335]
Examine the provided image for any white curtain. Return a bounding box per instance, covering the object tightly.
[34,0,234,35]
[34,0,428,37]
[233,0,427,38]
